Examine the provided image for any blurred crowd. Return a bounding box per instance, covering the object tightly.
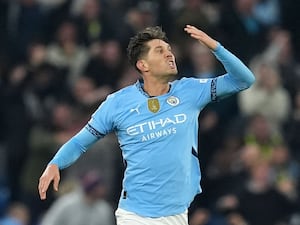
[0,0,300,225]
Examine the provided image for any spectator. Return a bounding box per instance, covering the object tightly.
[201,135,246,208]
[218,0,267,63]
[261,28,300,100]
[72,0,116,45]
[270,145,300,201]
[237,159,296,225]
[46,19,89,86]
[280,0,300,60]
[189,208,217,225]
[284,90,300,162]
[40,170,116,225]
[71,76,110,113]
[116,1,160,51]
[5,0,45,62]
[0,202,30,225]
[20,100,88,224]
[26,41,47,69]
[243,114,282,159]
[253,0,281,26]
[84,40,126,90]
[24,62,69,124]
[1,64,31,202]
[116,67,141,90]
[173,0,219,43]
[238,59,291,132]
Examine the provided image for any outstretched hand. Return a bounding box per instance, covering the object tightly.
[184,25,218,50]
[38,164,60,200]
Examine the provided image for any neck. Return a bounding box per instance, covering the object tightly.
[142,76,171,97]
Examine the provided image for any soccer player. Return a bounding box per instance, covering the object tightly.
[38,25,255,225]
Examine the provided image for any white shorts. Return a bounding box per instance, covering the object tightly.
[115,208,188,225]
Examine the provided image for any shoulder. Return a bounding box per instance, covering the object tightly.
[97,84,138,114]
[172,77,211,87]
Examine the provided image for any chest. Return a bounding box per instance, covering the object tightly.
[114,95,197,143]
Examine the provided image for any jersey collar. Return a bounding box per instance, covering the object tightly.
[135,79,172,98]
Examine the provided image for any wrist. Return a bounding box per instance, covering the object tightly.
[48,162,59,169]
[210,40,219,50]
[211,42,221,52]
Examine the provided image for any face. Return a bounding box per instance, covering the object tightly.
[139,39,178,78]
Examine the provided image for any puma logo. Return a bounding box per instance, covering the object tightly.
[130,105,140,114]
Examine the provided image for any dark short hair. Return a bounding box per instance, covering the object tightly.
[127,26,168,71]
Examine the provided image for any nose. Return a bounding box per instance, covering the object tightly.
[165,50,173,58]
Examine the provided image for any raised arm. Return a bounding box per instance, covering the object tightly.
[184,25,255,98]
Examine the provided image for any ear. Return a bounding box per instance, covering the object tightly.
[136,60,149,72]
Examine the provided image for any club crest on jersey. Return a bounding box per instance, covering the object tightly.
[148,98,160,113]
[167,96,179,106]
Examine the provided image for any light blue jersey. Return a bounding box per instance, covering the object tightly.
[49,43,255,217]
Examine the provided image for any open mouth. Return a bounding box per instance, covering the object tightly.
[168,60,176,69]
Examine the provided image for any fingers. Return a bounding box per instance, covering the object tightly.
[38,164,60,200]
[184,24,218,50]
[53,176,60,192]
[184,25,207,42]
[184,25,201,36]
[185,24,196,30]
[38,175,51,200]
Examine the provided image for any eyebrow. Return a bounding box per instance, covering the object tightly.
[154,44,171,50]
